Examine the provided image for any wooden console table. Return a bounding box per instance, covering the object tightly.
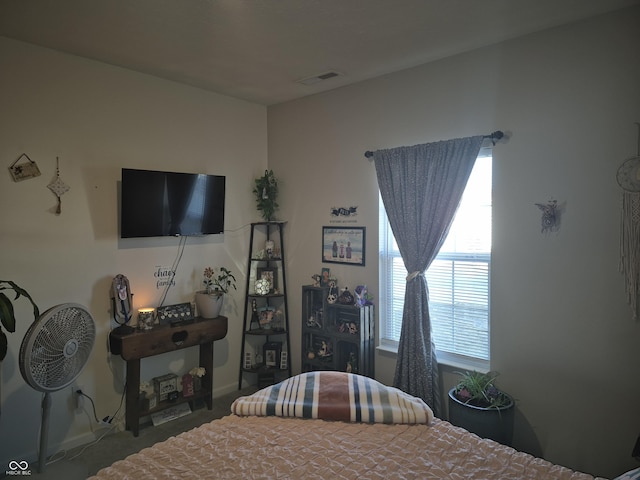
[109,316,228,436]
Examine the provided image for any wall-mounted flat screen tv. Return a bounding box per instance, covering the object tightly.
[120,168,225,238]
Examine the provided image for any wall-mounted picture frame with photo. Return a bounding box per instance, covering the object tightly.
[322,226,365,266]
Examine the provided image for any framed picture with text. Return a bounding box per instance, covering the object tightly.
[322,226,365,266]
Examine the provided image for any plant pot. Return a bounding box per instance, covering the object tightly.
[448,387,515,446]
[194,291,224,319]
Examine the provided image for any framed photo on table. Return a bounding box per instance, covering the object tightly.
[322,226,365,266]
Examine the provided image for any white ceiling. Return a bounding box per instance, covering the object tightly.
[1,0,638,106]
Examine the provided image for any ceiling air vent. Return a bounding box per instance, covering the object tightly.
[297,71,343,86]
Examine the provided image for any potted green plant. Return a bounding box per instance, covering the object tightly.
[448,370,515,446]
[253,169,278,221]
[0,280,39,415]
[194,267,237,319]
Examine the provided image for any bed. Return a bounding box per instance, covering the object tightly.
[91,371,606,479]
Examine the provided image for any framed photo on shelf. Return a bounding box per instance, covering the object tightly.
[320,267,331,286]
[257,267,277,293]
[263,342,282,368]
[322,226,365,266]
[258,306,275,328]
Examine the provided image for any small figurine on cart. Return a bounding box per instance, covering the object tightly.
[354,285,374,307]
[307,314,321,328]
[317,340,332,358]
[338,287,354,305]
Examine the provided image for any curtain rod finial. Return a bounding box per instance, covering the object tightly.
[486,130,504,145]
[364,151,374,159]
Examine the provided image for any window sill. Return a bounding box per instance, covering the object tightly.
[376,344,489,372]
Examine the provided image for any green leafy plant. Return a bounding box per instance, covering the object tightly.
[452,370,511,409]
[253,169,279,221]
[203,267,237,295]
[0,281,39,361]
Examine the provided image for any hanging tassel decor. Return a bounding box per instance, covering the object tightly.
[617,123,640,318]
[47,156,70,215]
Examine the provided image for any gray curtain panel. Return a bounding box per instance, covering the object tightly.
[373,135,483,416]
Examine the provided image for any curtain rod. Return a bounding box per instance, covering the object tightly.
[363,130,504,158]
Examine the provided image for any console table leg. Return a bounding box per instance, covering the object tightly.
[199,342,213,410]
[126,359,141,436]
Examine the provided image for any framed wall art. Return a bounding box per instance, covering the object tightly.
[322,226,365,266]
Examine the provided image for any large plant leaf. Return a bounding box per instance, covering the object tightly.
[0,330,7,361]
[0,281,40,333]
[0,292,16,332]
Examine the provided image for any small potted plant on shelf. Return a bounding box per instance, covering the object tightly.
[195,267,237,319]
[448,370,515,446]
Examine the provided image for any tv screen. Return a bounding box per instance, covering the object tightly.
[120,168,225,238]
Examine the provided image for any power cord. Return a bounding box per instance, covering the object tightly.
[76,389,99,423]
[48,390,125,467]
[108,384,126,423]
[66,421,119,462]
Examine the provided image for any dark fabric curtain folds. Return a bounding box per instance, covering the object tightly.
[373,135,484,417]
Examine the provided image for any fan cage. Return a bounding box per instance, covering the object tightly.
[19,303,96,392]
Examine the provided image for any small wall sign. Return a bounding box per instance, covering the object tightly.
[8,153,41,182]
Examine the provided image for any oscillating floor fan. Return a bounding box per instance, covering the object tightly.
[18,303,96,473]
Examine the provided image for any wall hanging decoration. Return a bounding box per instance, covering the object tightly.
[534,199,561,234]
[111,274,134,334]
[330,206,358,217]
[253,169,278,221]
[8,153,41,182]
[618,123,640,319]
[47,156,70,215]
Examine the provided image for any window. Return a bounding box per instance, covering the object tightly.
[378,155,491,369]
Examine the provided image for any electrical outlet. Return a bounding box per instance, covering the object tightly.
[98,420,111,428]
[73,384,84,412]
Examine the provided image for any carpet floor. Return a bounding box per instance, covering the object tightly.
[25,387,257,479]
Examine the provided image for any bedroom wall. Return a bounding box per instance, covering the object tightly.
[0,37,266,466]
[268,6,640,479]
